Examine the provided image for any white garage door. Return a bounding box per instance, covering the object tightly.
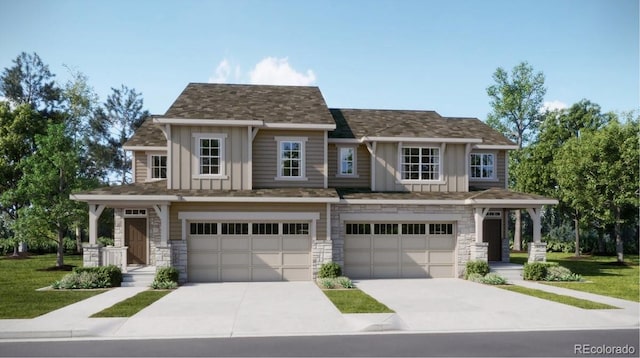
[188,221,311,282]
[344,222,456,278]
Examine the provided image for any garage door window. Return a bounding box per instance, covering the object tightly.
[252,223,279,235]
[221,223,249,235]
[190,222,218,235]
[283,223,309,235]
[346,223,371,235]
[374,223,399,235]
[402,223,426,235]
[429,223,453,235]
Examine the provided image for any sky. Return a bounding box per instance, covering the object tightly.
[0,0,638,119]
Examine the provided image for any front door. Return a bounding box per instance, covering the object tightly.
[125,218,147,265]
[483,219,502,261]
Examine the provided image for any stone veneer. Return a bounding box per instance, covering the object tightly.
[112,207,162,266]
[528,242,547,262]
[331,204,475,278]
[83,243,101,267]
[312,240,333,278]
[170,240,188,283]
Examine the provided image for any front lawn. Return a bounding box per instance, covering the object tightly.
[0,254,105,319]
[323,289,394,313]
[498,285,618,310]
[91,290,171,317]
[511,252,639,302]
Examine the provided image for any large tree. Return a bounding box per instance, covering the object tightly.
[0,52,61,112]
[486,61,546,251]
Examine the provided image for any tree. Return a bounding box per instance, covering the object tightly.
[93,85,149,184]
[13,123,95,267]
[486,61,546,251]
[0,52,61,112]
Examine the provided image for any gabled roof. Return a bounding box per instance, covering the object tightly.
[329,108,516,146]
[123,118,167,149]
[159,83,335,126]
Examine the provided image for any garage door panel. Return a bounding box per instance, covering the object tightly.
[189,267,219,282]
[344,251,371,265]
[221,238,250,250]
[401,264,429,278]
[252,252,280,266]
[283,268,311,281]
[189,238,218,251]
[429,265,454,278]
[344,266,371,278]
[283,253,309,266]
[401,237,427,250]
[345,237,371,249]
[402,251,426,264]
[221,268,251,281]
[429,251,454,264]
[252,268,282,281]
[190,252,218,266]
[252,238,279,250]
[373,237,398,249]
[282,237,310,251]
[373,251,399,264]
[373,265,399,278]
[429,237,455,250]
[221,252,250,265]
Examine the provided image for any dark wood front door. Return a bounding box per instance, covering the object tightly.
[483,219,502,261]
[125,218,147,265]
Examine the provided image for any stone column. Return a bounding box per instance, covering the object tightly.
[528,242,547,262]
[312,240,333,278]
[155,244,172,268]
[83,243,101,267]
[170,240,188,283]
[470,242,489,261]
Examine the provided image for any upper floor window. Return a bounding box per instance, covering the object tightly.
[401,147,440,181]
[470,153,495,180]
[150,154,167,179]
[275,137,307,180]
[193,133,226,178]
[338,146,356,176]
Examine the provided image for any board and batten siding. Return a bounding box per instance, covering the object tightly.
[169,202,328,242]
[170,125,250,190]
[373,142,466,192]
[327,144,370,188]
[468,150,507,189]
[252,130,325,188]
[133,151,147,183]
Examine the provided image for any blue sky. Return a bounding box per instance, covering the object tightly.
[0,0,637,119]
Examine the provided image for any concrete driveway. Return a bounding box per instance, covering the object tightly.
[355,279,640,332]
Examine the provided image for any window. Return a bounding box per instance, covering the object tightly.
[124,209,146,217]
[402,223,426,235]
[221,223,249,235]
[252,223,279,235]
[470,153,495,179]
[338,147,356,176]
[402,147,440,181]
[275,137,307,180]
[190,222,217,235]
[374,223,399,235]
[150,154,167,179]
[282,223,309,235]
[194,133,226,178]
[346,223,371,235]
[429,223,453,235]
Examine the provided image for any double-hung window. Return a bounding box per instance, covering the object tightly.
[193,133,226,178]
[470,153,495,180]
[401,147,440,181]
[275,137,307,180]
[338,146,356,176]
[149,154,167,179]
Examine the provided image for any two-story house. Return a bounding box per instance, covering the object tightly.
[72,83,557,282]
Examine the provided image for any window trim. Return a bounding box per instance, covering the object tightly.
[192,133,228,179]
[398,144,444,184]
[274,136,308,181]
[336,145,358,177]
[147,152,168,181]
[469,152,497,181]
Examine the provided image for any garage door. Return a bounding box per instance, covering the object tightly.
[188,221,311,282]
[344,222,456,278]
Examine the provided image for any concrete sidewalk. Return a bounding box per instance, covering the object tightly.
[0,279,637,341]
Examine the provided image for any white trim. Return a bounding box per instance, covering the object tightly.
[466,199,559,206]
[370,142,377,189]
[274,136,308,181]
[340,213,464,222]
[71,194,338,203]
[323,131,328,188]
[154,118,263,126]
[247,126,253,190]
[326,203,331,241]
[469,151,498,181]
[178,211,320,221]
[341,199,467,205]
[124,208,148,217]
[328,138,361,144]
[71,194,179,202]
[397,144,443,184]
[464,143,471,190]
[505,151,509,189]
[336,145,358,177]
[131,151,137,183]
[263,122,336,130]
[474,144,519,150]
[123,145,167,151]
[363,136,482,143]
[147,152,168,181]
[181,196,339,203]
[192,133,228,179]
[166,124,172,189]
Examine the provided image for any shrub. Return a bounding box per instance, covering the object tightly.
[318,278,335,289]
[98,236,114,246]
[151,280,178,289]
[466,273,484,283]
[481,273,507,285]
[523,262,555,281]
[336,276,354,289]
[545,265,583,282]
[155,267,179,283]
[318,262,342,278]
[53,271,109,289]
[74,265,122,287]
[464,260,490,279]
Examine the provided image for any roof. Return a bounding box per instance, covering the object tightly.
[123,118,167,148]
[160,83,335,126]
[329,108,515,146]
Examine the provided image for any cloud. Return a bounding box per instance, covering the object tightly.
[209,59,233,83]
[249,57,316,86]
[542,100,568,112]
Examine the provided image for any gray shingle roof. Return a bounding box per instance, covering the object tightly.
[329,108,515,146]
[123,118,167,148]
[338,187,556,202]
[161,83,335,125]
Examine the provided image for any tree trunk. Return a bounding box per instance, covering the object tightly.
[56,228,65,268]
[12,243,18,257]
[574,212,580,257]
[597,227,605,254]
[615,207,624,263]
[513,210,522,251]
[75,225,82,254]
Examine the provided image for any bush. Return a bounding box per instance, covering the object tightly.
[318,262,342,278]
[151,280,178,289]
[523,262,555,281]
[98,236,114,246]
[318,278,335,289]
[545,265,583,282]
[464,260,490,279]
[155,267,179,283]
[74,265,122,287]
[466,273,484,283]
[336,276,354,289]
[53,271,110,289]
[481,273,507,285]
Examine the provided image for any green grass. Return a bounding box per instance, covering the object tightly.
[498,285,618,309]
[0,254,105,319]
[91,290,171,317]
[511,252,639,302]
[323,289,394,313]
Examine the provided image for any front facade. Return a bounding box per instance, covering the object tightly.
[72,83,556,282]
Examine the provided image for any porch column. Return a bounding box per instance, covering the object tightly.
[526,206,547,262]
[474,207,490,243]
[88,204,106,245]
[471,207,490,261]
[525,207,542,243]
[153,204,170,246]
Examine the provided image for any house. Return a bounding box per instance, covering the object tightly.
[71,83,557,282]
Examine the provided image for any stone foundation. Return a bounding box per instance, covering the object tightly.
[170,240,188,283]
[502,237,510,263]
[312,240,333,278]
[470,242,489,261]
[528,242,547,262]
[83,243,101,267]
